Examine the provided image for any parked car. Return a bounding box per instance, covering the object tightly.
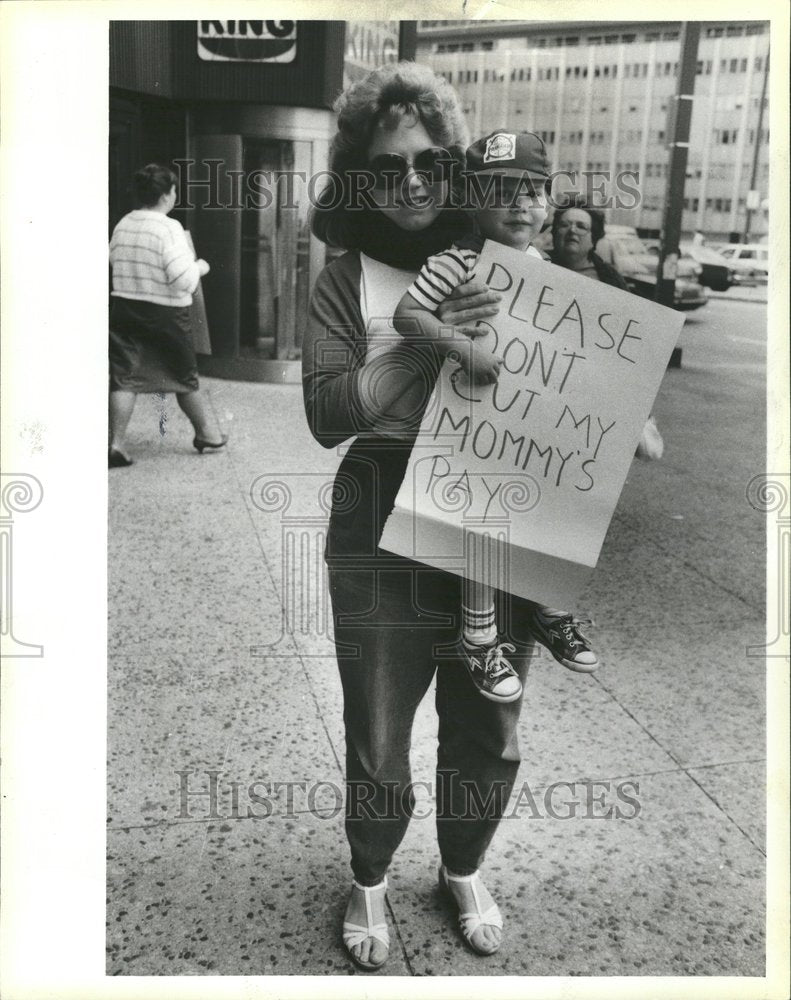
[679,243,734,292]
[606,232,708,310]
[709,243,768,284]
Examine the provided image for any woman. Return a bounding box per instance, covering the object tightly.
[303,62,537,971]
[549,196,627,289]
[109,163,227,467]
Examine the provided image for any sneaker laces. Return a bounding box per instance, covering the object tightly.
[558,616,593,650]
[483,642,517,678]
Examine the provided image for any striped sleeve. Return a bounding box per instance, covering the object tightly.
[160,223,200,295]
[407,247,478,311]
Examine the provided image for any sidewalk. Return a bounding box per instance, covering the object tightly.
[107,372,766,978]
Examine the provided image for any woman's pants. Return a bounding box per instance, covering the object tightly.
[328,562,536,886]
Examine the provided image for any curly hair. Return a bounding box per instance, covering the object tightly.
[133,163,177,209]
[311,61,470,248]
[551,195,606,247]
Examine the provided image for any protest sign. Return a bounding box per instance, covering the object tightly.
[379,240,685,606]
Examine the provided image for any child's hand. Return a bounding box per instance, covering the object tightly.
[197,258,211,277]
[450,340,503,385]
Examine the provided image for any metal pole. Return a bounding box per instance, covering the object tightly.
[743,49,770,243]
[655,21,701,367]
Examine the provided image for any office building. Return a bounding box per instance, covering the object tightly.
[417,20,770,239]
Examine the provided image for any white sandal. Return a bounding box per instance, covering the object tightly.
[439,865,503,955]
[342,876,390,970]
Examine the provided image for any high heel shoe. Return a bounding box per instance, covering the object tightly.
[192,433,228,454]
[439,865,503,955]
[342,877,390,971]
[108,447,133,468]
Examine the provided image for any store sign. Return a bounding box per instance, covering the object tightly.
[197,21,297,63]
[343,21,399,85]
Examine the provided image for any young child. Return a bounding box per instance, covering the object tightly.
[394,130,598,704]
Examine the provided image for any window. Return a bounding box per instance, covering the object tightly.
[662,30,679,41]
[729,58,738,73]
[696,60,703,74]
[726,25,744,36]
[755,56,763,71]
[605,34,618,44]
[565,36,579,46]
[574,66,581,78]
[588,35,602,45]
[446,43,459,53]
[720,59,727,73]
[745,23,766,35]
[621,34,636,43]
[740,58,747,72]
[481,41,494,51]
[461,42,474,52]
[706,27,724,38]
[645,31,661,42]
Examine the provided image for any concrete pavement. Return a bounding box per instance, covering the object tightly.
[107,299,769,980]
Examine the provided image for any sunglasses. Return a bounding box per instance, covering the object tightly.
[367,147,454,192]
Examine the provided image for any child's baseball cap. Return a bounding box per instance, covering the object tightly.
[466,130,550,180]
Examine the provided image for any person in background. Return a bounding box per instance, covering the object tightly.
[108,163,227,467]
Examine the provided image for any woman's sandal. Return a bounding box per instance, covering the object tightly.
[439,865,503,955]
[342,877,390,971]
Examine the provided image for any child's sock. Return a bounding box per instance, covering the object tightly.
[462,602,497,646]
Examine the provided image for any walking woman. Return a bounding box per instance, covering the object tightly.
[302,62,536,970]
[109,163,227,467]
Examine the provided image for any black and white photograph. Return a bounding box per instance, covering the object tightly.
[1,3,789,998]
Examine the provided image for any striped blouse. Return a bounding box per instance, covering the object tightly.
[110,210,200,307]
[408,240,543,311]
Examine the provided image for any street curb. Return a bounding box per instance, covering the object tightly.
[706,291,767,305]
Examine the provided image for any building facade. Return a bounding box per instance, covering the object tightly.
[417,20,770,240]
[110,20,415,379]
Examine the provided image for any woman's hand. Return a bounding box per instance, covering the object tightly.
[197,259,211,277]
[436,279,502,338]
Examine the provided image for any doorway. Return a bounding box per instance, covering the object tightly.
[240,137,312,360]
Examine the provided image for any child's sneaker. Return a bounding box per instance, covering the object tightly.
[527,609,599,673]
[455,639,523,703]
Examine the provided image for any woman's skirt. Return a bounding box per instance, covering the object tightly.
[109,297,199,394]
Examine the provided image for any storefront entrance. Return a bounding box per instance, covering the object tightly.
[240,138,312,361]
